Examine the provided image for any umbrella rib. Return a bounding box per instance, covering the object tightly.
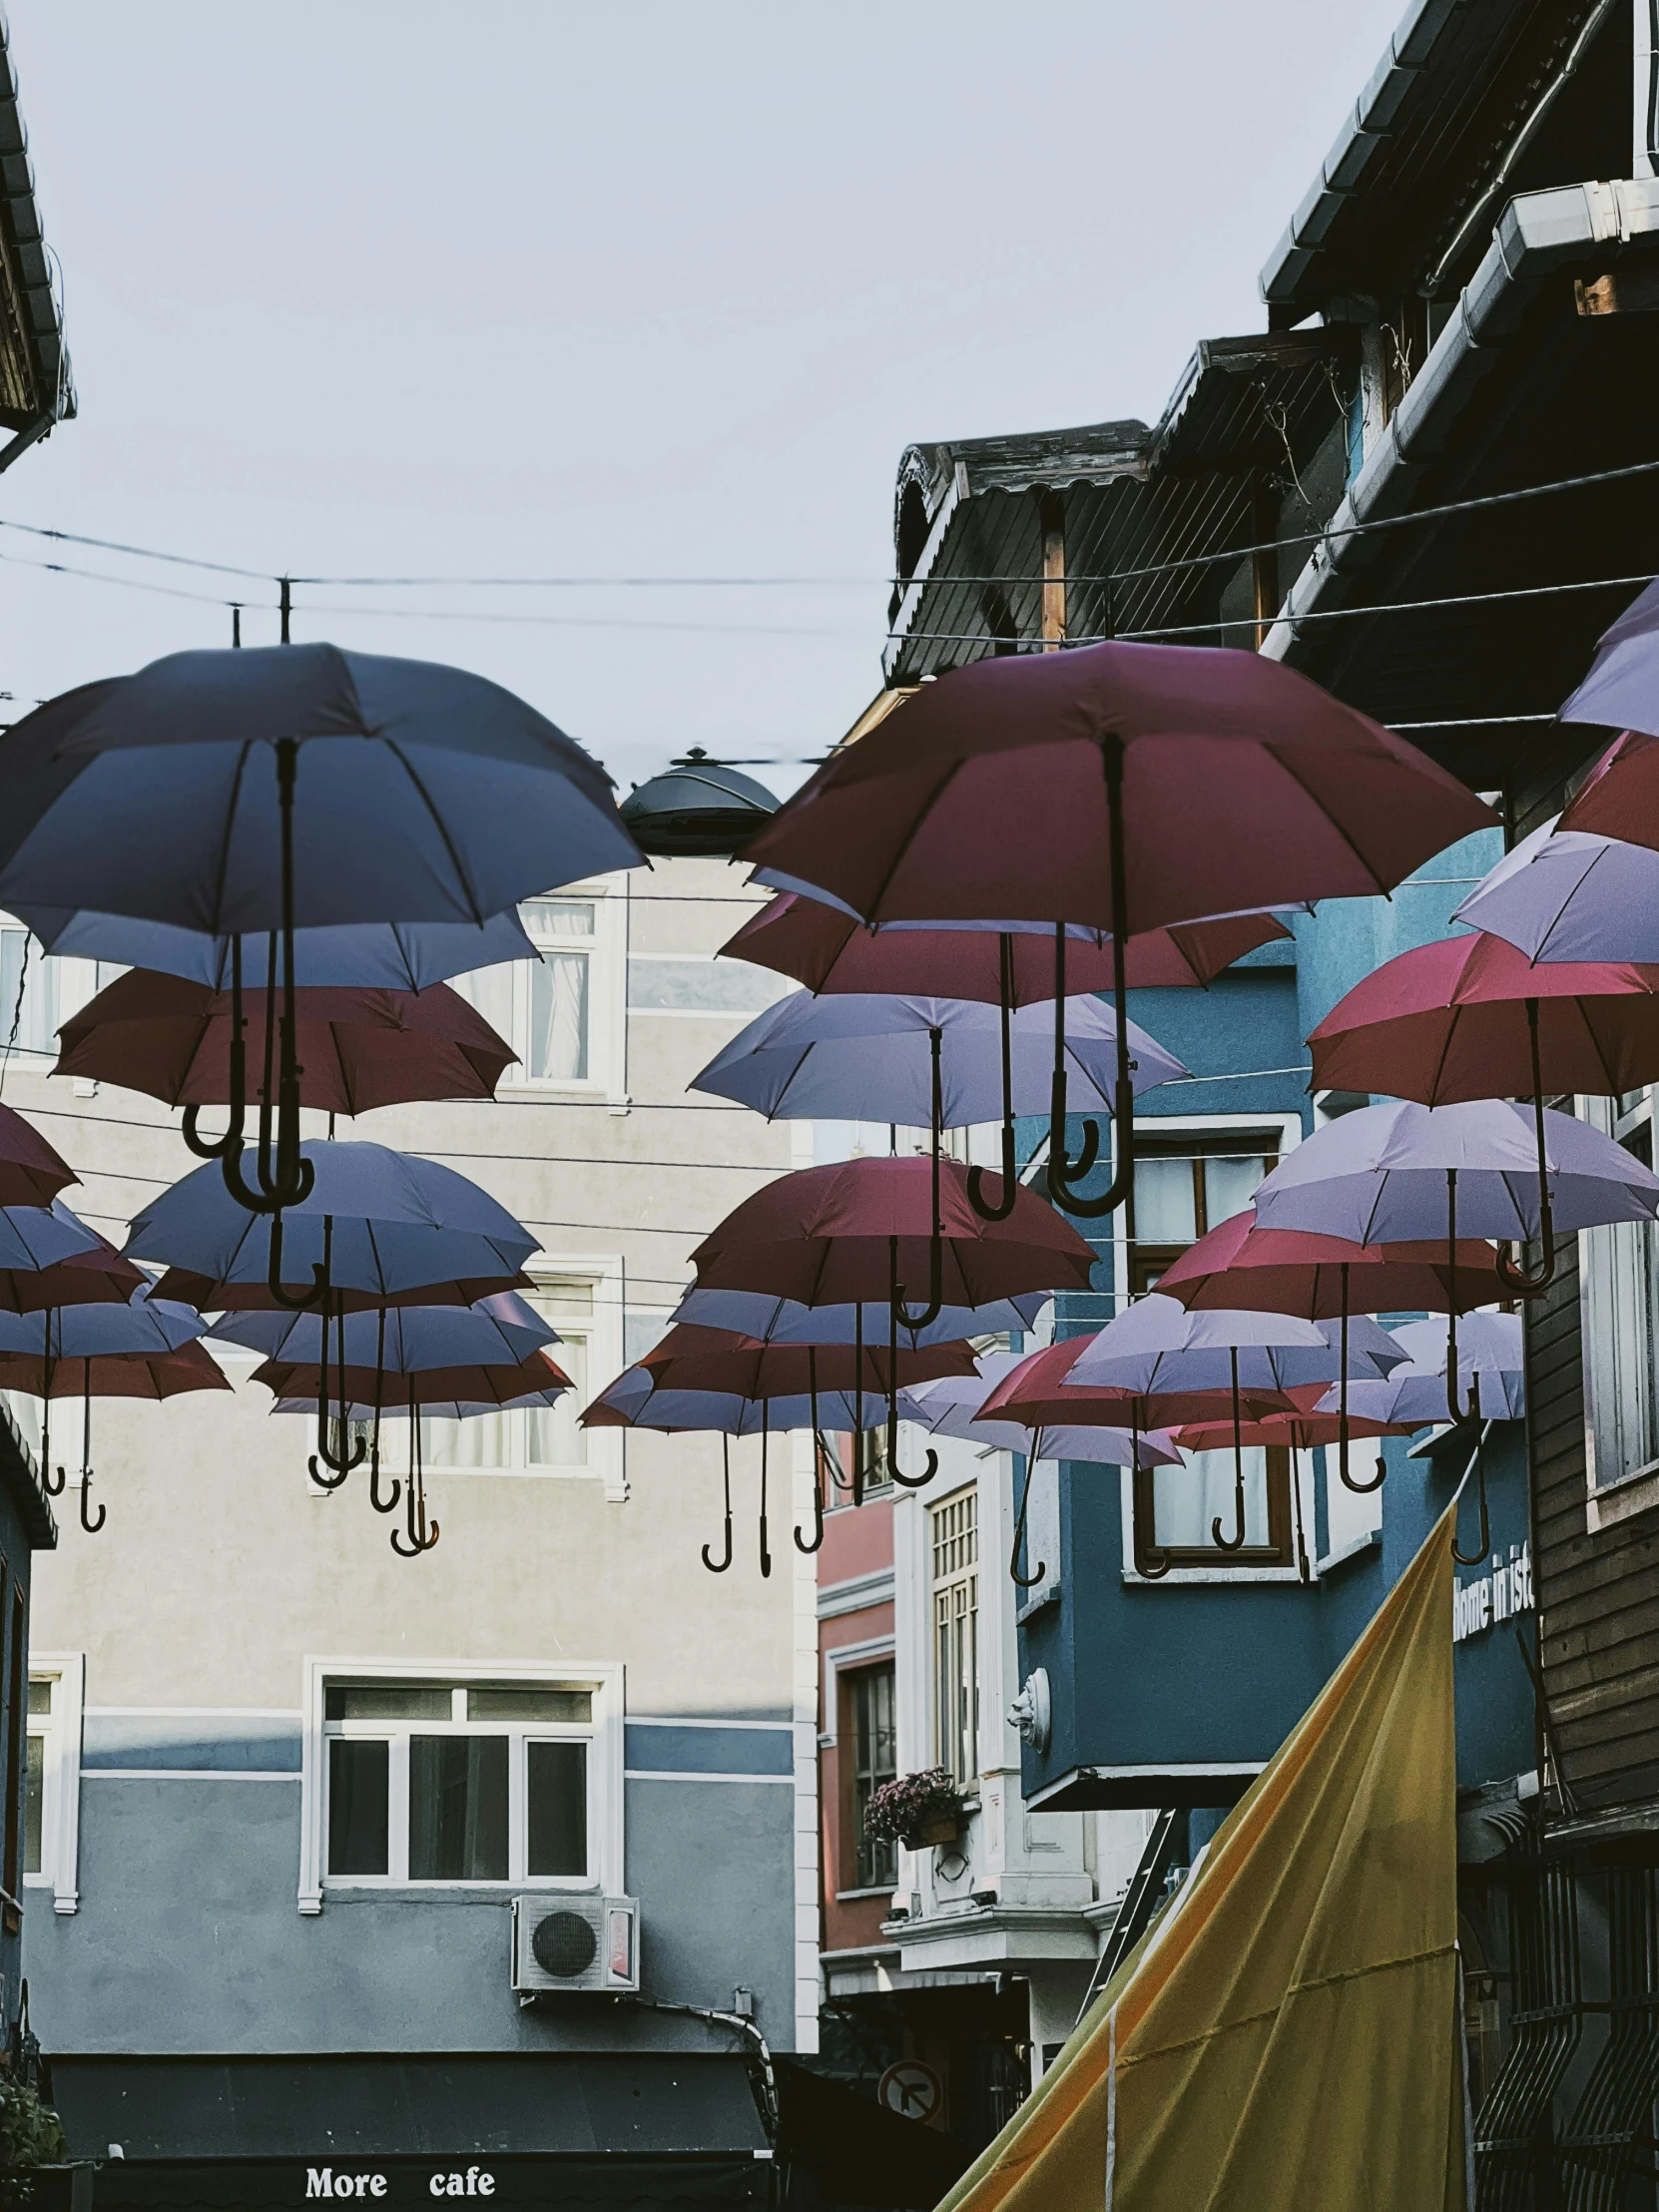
[1262,748,1392,896]
[207,741,255,939]
[857,759,970,923]
[381,739,489,927]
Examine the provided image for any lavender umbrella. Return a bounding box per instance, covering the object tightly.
[0,1201,104,1274]
[1558,576,1659,736]
[1450,818,1659,963]
[669,1284,1051,1349]
[210,1291,558,1370]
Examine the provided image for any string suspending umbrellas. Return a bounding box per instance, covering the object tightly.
[740,638,1495,1217]
[0,643,641,1218]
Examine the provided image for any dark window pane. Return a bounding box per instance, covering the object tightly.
[26,1681,50,1717]
[325,1685,451,1721]
[23,1736,42,1876]
[851,1666,896,1890]
[526,1742,587,1877]
[468,1688,591,1723]
[327,1739,389,1876]
[409,1736,508,1880]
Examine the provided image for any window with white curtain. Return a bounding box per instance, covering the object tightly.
[1581,1090,1659,1493]
[446,885,622,1096]
[0,930,57,1058]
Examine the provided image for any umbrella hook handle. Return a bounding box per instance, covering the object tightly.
[38,1344,65,1496]
[368,1454,401,1516]
[967,937,1020,1223]
[1132,1420,1173,1578]
[1496,1005,1557,1295]
[390,1396,439,1556]
[757,1423,772,1579]
[1211,1353,1248,1551]
[268,1211,329,1313]
[1451,1412,1493,1567]
[883,1244,938,1488]
[308,1282,363,1486]
[702,1433,735,1573]
[851,1306,864,1507]
[795,1356,826,1553]
[893,1038,946,1329]
[1336,1268,1386,1493]
[183,937,249,1164]
[1008,1443,1046,1589]
[267,741,314,1216]
[78,1464,106,1536]
[1048,742,1136,1219]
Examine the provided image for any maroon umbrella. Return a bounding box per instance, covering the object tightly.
[1555,730,1659,846]
[0,1104,76,1209]
[55,970,516,1117]
[1308,928,1659,1293]
[0,1342,232,1533]
[743,642,1495,1217]
[0,1238,148,1315]
[977,1336,1292,1432]
[1155,1206,1505,1491]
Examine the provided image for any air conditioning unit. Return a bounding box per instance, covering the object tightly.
[512,1895,639,1994]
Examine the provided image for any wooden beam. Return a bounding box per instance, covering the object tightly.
[1040,491,1066,651]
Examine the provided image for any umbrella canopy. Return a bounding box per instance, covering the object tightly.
[1388,1311,1524,1379]
[211,1291,558,1371]
[56,972,517,1115]
[622,1329,976,1399]
[1252,1098,1659,1244]
[1449,818,1659,964]
[1064,1294,1403,1394]
[1172,1408,1416,1452]
[1307,931,1659,1102]
[742,639,1493,1221]
[125,1142,539,1300]
[720,892,1291,1000]
[0,645,640,932]
[692,991,1187,1124]
[254,1348,572,1408]
[742,642,1494,933]
[583,1382,928,1434]
[688,1156,1097,1309]
[0,1343,230,1398]
[0,1106,76,1210]
[152,1265,535,1315]
[1154,1208,1506,1317]
[899,1354,1182,1467]
[0,1286,211,1360]
[13,906,537,991]
[668,1283,1051,1349]
[0,1201,105,1273]
[978,1335,1295,1432]
[1557,580,1659,746]
[1320,1357,1524,1425]
[1557,729,1659,849]
[0,1236,147,1314]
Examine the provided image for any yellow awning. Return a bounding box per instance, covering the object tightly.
[937,1504,1466,2212]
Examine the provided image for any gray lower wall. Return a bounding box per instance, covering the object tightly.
[25,1772,798,2057]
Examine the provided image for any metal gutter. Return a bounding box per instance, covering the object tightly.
[0,6,73,469]
[1260,177,1659,665]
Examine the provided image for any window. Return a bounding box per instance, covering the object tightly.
[0,930,56,1058]
[2,1582,23,1920]
[446,885,623,1097]
[1581,1091,1659,1493]
[418,1278,596,1475]
[321,1680,599,1890]
[846,1665,896,1890]
[21,1655,80,1914]
[932,1491,978,1789]
[1125,1129,1294,1570]
[1128,1134,1279,1293]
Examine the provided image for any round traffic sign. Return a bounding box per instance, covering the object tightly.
[877,2059,942,2123]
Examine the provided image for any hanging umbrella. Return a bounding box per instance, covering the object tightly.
[13,905,537,991]
[0,1201,106,1273]
[899,1351,1181,1589]
[721,891,1292,994]
[1254,1097,1659,1413]
[1172,1407,1416,1452]
[151,1263,535,1315]
[57,971,516,1118]
[741,640,1495,1218]
[125,1141,539,1309]
[0,1339,231,1534]
[1556,580,1659,744]
[0,1236,147,1315]
[258,1348,572,1558]
[0,645,640,1215]
[1449,818,1659,963]
[692,991,1185,1232]
[1154,1207,1505,1492]
[668,1282,1051,1350]
[0,1106,76,1210]
[1308,928,1659,1291]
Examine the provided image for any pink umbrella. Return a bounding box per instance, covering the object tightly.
[742,641,1495,1217]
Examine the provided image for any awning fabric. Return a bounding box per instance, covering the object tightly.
[933,1505,1466,2212]
[46,2053,772,2211]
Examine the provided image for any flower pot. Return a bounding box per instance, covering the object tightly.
[903,1811,964,1850]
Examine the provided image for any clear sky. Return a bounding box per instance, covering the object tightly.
[4,1,1403,800]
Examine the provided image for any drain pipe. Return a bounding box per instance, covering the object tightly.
[628,1996,779,2137]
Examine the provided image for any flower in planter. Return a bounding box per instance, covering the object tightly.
[864,1767,965,1847]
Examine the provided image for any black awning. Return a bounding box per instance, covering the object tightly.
[45,2054,772,2211]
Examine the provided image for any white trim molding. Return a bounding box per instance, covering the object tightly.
[25,1652,82,1916]
[297,1655,624,1917]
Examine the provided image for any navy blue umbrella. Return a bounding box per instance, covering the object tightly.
[10,905,536,991]
[0,644,642,1211]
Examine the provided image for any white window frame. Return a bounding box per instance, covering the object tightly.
[24,1653,82,1916]
[504,879,627,1103]
[0,915,112,1071]
[1579,1089,1659,1529]
[1111,1112,1317,1584]
[930,1487,979,1792]
[297,1657,623,1916]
